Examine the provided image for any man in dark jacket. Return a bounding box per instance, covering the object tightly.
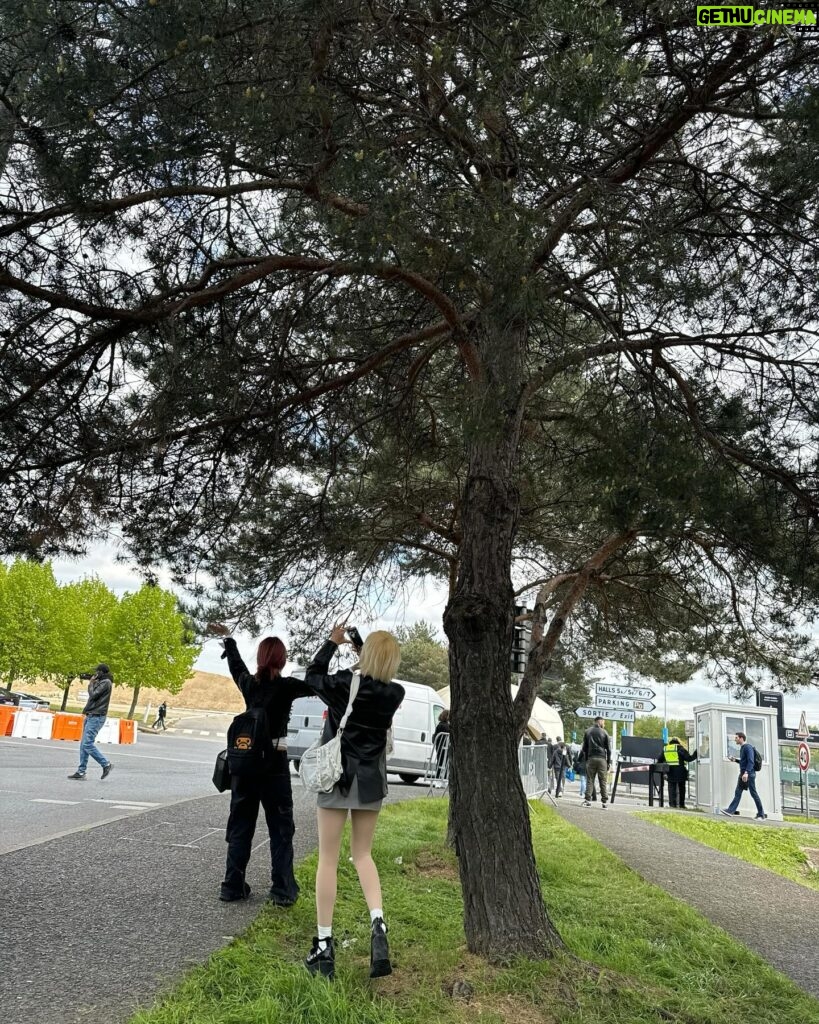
[581,716,611,808]
[550,738,571,797]
[721,731,766,819]
[68,664,114,780]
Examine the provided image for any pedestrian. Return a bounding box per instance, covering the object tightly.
[658,736,697,809]
[432,709,450,781]
[721,730,766,820]
[544,735,554,793]
[573,747,588,800]
[151,701,167,730]
[207,623,312,905]
[67,664,114,780]
[550,737,571,797]
[581,715,611,808]
[301,625,405,980]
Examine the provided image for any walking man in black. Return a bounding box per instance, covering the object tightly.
[581,716,611,808]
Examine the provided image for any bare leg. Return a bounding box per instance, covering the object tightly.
[350,809,382,911]
[315,807,348,928]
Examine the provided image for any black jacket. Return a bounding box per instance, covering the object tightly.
[659,742,697,780]
[82,675,112,717]
[581,725,611,765]
[222,638,311,740]
[432,721,450,759]
[550,744,570,771]
[305,640,405,804]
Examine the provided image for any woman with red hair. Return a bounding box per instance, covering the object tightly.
[208,624,311,904]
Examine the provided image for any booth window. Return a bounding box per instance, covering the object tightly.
[724,714,765,762]
[697,715,711,761]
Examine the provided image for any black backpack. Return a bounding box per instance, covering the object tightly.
[753,747,763,772]
[226,704,270,775]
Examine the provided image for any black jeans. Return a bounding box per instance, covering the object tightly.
[223,750,299,902]
[666,772,687,808]
[553,766,565,796]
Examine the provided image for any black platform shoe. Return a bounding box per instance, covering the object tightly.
[305,937,335,979]
[370,918,392,978]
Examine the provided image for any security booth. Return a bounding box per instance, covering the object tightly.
[692,702,782,820]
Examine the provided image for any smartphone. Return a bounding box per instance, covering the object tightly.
[346,626,364,651]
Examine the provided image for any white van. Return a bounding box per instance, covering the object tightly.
[286,676,447,785]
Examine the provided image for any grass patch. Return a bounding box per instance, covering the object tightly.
[638,811,819,892]
[784,814,819,825]
[130,801,819,1024]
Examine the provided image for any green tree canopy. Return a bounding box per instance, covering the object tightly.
[109,583,201,718]
[394,620,449,690]
[0,559,58,686]
[45,576,118,708]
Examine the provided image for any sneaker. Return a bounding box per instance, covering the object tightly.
[305,937,335,979]
[601,802,608,809]
[755,814,768,820]
[101,763,113,779]
[268,890,296,907]
[67,771,86,780]
[219,882,251,902]
[582,800,591,807]
[370,918,391,978]
[720,809,734,817]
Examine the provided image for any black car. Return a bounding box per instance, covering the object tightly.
[0,688,50,711]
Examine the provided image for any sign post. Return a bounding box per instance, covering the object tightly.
[798,742,811,819]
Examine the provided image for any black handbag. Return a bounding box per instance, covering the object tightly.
[213,748,231,792]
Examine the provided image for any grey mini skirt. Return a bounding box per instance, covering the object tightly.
[316,775,383,811]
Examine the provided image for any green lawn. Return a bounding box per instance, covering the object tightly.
[638,811,819,892]
[130,801,819,1024]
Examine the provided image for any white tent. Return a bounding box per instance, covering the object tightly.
[435,684,564,741]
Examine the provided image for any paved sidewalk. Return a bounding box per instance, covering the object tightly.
[556,800,819,998]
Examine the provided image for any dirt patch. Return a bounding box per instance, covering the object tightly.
[20,670,242,714]
[801,847,819,871]
[413,847,459,881]
[470,992,559,1024]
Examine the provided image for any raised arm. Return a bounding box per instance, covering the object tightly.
[303,626,352,704]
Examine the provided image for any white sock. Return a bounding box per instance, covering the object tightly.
[370,908,384,924]
[317,924,332,948]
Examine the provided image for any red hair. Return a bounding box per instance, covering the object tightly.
[256,637,287,683]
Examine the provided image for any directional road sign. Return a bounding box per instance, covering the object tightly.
[595,683,656,701]
[594,694,656,713]
[798,742,811,772]
[575,706,636,723]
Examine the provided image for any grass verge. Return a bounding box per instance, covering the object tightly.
[638,811,819,892]
[130,801,818,1024]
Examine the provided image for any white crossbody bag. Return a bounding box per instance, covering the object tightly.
[299,672,361,794]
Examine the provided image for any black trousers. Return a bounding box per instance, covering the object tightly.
[666,771,687,808]
[553,766,565,796]
[223,751,299,902]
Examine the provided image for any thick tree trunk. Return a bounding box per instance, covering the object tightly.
[444,317,562,961]
[128,684,140,720]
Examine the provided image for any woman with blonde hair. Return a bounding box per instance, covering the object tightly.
[301,625,404,980]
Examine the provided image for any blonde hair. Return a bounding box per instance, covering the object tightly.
[358,630,401,683]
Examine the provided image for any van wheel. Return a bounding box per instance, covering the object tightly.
[398,774,419,785]
[292,759,300,772]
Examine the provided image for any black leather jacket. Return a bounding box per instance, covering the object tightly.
[222,638,311,739]
[82,675,112,717]
[305,640,405,804]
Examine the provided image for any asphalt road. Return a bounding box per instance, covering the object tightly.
[0,731,228,854]
[0,732,424,1024]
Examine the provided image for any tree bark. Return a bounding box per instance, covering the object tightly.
[60,680,70,711]
[443,316,563,960]
[127,684,140,720]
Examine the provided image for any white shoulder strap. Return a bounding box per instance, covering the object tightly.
[337,672,361,736]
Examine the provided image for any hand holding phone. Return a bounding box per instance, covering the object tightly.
[346,626,364,652]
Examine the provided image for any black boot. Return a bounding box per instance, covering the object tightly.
[305,937,335,979]
[370,917,392,978]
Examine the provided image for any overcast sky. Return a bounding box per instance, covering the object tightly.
[46,542,819,729]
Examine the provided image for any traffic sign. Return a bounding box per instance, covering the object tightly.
[575,706,636,722]
[797,711,810,739]
[595,683,656,701]
[594,694,656,713]
[798,742,811,772]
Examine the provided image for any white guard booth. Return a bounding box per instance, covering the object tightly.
[693,702,782,820]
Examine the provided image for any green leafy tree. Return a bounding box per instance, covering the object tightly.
[1,3,818,960]
[0,560,58,686]
[632,716,689,743]
[394,621,449,690]
[108,584,200,719]
[45,577,117,710]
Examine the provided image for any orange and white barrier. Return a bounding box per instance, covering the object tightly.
[0,710,138,744]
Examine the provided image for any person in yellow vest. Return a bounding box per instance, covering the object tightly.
[658,737,697,809]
